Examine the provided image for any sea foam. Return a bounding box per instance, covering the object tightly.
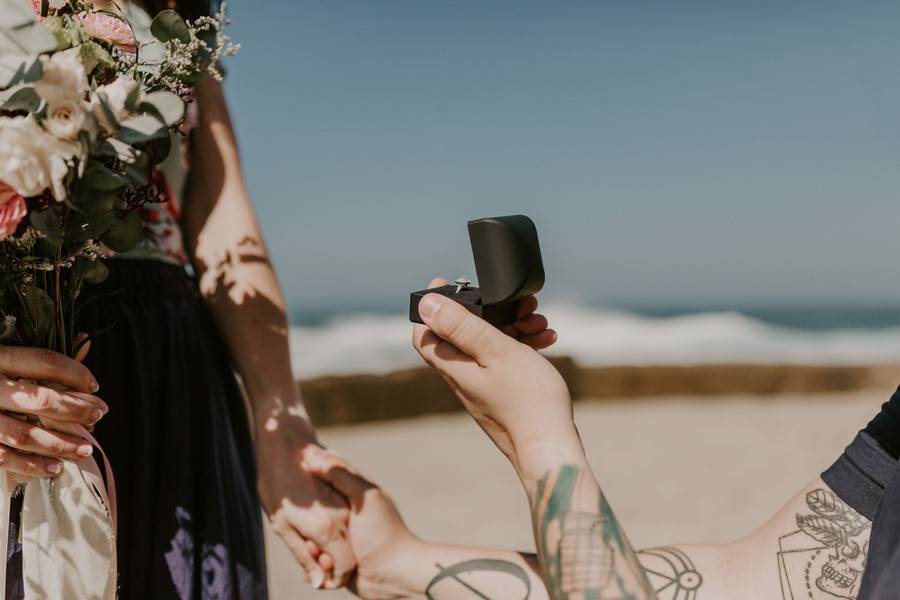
[289,303,900,378]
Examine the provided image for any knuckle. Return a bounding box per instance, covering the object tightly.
[8,425,32,449]
[31,386,54,412]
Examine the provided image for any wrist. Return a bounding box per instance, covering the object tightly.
[513,437,589,492]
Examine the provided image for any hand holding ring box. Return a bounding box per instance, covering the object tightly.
[409,215,545,327]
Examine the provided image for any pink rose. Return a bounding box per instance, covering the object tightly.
[0,182,27,241]
[75,12,137,53]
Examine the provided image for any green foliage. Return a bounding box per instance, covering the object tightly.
[150,10,191,44]
[20,286,55,343]
[30,207,64,248]
[140,91,185,127]
[101,211,143,253]
[0,0,57,89]
[42,15,83,50]
[76,41,115,75]
[0,86,40,113]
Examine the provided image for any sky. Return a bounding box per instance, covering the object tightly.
[221,1,900,315]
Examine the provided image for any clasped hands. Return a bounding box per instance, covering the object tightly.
[289,277,579,596]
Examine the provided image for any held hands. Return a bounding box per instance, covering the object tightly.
[0,346,107,477]
[412,278,581,478]
[255,410,356,590]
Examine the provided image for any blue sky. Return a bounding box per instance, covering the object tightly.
[222,1,900,313]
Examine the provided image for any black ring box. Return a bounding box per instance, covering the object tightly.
[409,215,545,327]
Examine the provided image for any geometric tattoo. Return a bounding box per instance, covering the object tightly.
[777,489,872,600]
[533,464,654,599]
[425,559,532,599]
[637,546,703,599]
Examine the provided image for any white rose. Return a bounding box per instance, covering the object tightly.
[91,75,139,135]
[34,50,88,105]
[44,98,87,140]
[0,116,81,201]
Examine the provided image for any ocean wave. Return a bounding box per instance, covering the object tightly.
[289,303,900,378]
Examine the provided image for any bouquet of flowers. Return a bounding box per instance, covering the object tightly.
[0,0,237,357]
[0,1,236,596]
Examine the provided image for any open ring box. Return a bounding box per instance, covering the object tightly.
[409,215,545,327]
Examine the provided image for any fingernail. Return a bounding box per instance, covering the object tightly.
[89,379,99,393]
[89,408,103,424]
[76,445,93,457]
[46,463,62,475]
[310,570,325,589]
[419,294,443,321]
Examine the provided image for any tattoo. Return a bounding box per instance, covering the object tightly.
[425,559,532,599]
[533,464,654,599]
[637,547,703,599]
[777,489,872,600]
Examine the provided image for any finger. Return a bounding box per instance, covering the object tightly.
[317,551,335,571]
[514,313,549,336]
[72,334,91,364]
[316,536,355,589]
[0,413,94,460]
[305,447,374,509]
[519,329,558,350]
[517,295,539,319]
[427,277,449,289]
[271,517,326,589]
[0,444,64,477]
[412,323,480,383]
[416,293,514,365]
[0,378,107,425]
[0,347,98,393]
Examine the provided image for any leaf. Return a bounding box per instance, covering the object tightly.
[117,114,167,145]
[101,211,143,253]
[29,207,63,246]
[79,259,109,285]
[0,0,57,89]
[797,515,847,548]
[149,10,190,44]
[0,86,39,113]
[76,40,114,75]
[82,162,128,192]
[139,90,184,127]
[42,15,81,50]
[20,286,55,341]
[806,490,852,522]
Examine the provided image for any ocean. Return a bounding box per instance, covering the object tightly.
[288,303,900,378]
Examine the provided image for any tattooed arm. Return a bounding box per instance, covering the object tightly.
[412,286,656,599]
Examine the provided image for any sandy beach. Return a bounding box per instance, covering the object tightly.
[265,390,889,599]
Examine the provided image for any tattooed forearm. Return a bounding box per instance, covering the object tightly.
[532,464,656,599]
[777,488,872,600]
[637,547,703,599]
[425,559,533,600]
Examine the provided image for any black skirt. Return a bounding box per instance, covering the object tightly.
[6,259,268,599]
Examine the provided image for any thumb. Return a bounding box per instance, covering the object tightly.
[417,293,512,364]
[304,448,373,509]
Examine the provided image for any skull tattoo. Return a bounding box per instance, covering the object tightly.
[796,490,871,599]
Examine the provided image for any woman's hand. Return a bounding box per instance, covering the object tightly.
[412,279,581,478]
[255,414,355,590]
[304,447,421,600]
[0,346,108,477]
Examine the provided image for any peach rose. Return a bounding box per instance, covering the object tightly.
[0,182,27,241]
[76,12,137,53]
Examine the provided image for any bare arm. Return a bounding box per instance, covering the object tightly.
[180,77,355,588]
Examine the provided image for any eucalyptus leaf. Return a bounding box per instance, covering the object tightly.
[82,162,128,192]
[118,114,167,144]
[101,211,143,253]
[149,10,190,44]
[20,286,55,342]
[65,210,119,242]
[79,259,109,285]
[139,91,184,127]
[0,0,57,89]
[29,207,63,246]
[0,86,39,113]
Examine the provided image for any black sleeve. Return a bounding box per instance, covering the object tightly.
[865,386,900,460]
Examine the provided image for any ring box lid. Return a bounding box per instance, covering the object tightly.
[468,215,545,306]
